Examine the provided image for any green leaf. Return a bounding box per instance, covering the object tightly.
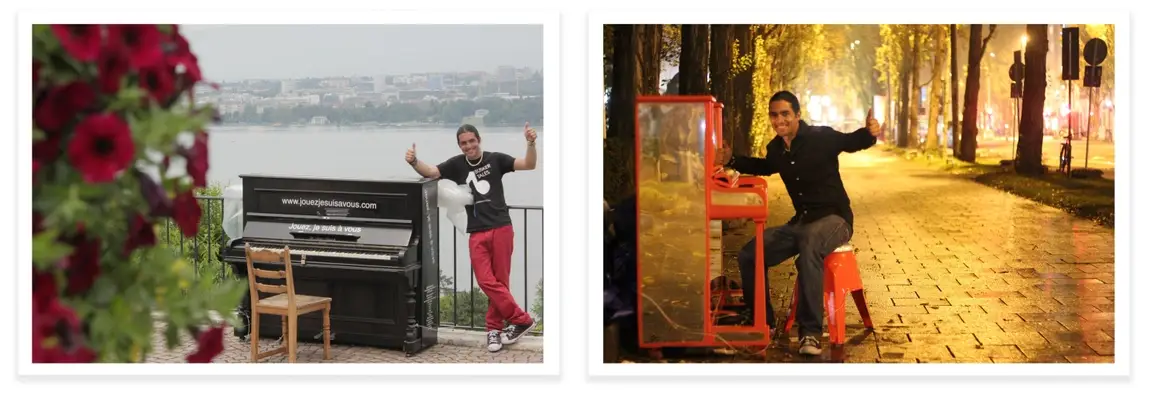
[88,276,117,306]
[165,322,181,350]
[32,230,72,269]
[109,86,146,113]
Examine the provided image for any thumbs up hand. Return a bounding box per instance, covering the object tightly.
[524,122,537,143]
[406,143,417,165]
[866,108,881,137]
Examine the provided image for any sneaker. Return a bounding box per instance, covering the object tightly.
[486,330,503,352]
[798,335,822,356]
[502,318,537,345]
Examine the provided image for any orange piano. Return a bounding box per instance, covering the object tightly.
[634,95,773,357]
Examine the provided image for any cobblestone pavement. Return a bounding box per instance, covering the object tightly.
[144,322,544,364]
[643,148,1115,363]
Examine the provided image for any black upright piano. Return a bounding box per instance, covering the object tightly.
[220,174,440,356]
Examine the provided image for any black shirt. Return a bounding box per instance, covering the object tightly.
[727,120,876,227]
[437,151,516,233]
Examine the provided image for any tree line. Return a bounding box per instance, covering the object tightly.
[219,96,544,126]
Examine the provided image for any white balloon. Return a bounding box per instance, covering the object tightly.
[222,183,244,243]
[437,181,473,232]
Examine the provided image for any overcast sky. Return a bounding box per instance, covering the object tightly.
[180,24,543,82]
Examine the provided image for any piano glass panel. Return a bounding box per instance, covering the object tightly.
[636,101,709,345]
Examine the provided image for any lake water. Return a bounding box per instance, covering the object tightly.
[207,125,546,307]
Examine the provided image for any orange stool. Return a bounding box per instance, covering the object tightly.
[782,244,874,345]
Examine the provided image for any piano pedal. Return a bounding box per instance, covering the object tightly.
[313,332,334,341]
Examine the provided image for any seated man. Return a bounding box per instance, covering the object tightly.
[714,91,880,356]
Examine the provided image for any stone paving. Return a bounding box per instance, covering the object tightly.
[636,147,1115,363]
[143,322,544,364]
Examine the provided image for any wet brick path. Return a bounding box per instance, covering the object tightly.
[679,148,1114,363]
[143,322,544,364]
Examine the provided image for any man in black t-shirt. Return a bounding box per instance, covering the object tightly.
[406,123,538,353]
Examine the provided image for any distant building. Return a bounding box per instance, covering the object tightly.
[280,79,296,94]
[496,66,517,83]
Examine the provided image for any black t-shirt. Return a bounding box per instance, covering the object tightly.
[437,151,516,233]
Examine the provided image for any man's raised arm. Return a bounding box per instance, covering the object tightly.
[406,143,441,179]
[836,108,881,153]
[514,122,538,171]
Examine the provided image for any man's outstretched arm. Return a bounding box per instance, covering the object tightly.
[410,160,441,179]
[837,127,879,153]
[837,108,881,153]
[717,147,778,176]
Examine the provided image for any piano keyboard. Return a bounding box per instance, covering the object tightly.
[249,245,395,261]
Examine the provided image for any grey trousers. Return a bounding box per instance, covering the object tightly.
[736,214,852,338]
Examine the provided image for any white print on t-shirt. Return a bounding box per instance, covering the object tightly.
[465,163,493,196]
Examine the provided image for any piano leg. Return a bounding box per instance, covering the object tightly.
[234,288,252,341]
[404,270,420,357]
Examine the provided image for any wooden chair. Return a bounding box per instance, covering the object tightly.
[243,243,332,363]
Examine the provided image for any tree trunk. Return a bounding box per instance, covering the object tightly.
[732,25,758,157]
[679,24,710,94]
[959,25,985,162]
[607,25,638,140]
[636,25,663,94]
[710,24,735,147]
[1016,24,1048,175]
[896,28,912,148]
[926,25,946,152]
[950,24,960,157]
[909,26,921,150]
[884,46,894,143]
[604,25,640,202]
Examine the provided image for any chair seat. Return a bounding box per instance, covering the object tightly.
[256,294,332,313]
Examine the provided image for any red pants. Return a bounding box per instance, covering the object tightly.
[469,224,531,331]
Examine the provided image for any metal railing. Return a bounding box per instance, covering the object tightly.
[160,196,544,337]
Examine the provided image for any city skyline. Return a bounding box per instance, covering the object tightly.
[181,24,544,81]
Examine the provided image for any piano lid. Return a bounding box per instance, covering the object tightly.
[243,220,413,249]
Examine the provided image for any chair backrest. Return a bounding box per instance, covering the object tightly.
[243,243,296,310]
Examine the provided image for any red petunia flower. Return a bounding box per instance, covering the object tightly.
[66,113,135,183]
[138,64,177,104]
[32,292,96,363]
[178,131,209,188]
[33,269,57,308]
[33,133,63,163]
[185,326,224,363]
[62,233,101,296]
[134,169,172,217]
[34,82,95,132]
[50,25,102,62]
[106,24,164,69]
[33,160,42,183]
[33,211,45,235]
[171,190,201,238]
[123,213,157,256]
[33,60,41,89]
[97,44,130,95]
